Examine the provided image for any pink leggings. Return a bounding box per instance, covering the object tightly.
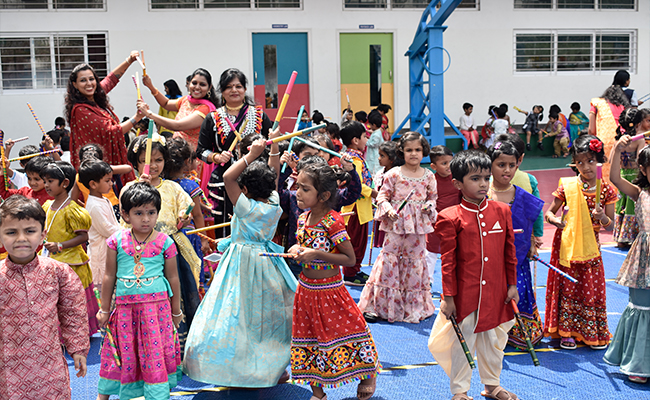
[461,129,478,149]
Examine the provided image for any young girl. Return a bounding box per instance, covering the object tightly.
[313,132,340,166]
[125,134,201,354]
[370,141,403,251]
[289,162,380,400]
[613,108,650,248]
[604,135,650,383]
[41,161,98,335]
[184,134,297,387]
[96,182,182,400]
[487,141,545,349]
[569,102,589,142]
[358,132,437,323]
[544,134,617,350]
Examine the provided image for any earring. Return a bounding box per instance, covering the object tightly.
[207,90,212,97]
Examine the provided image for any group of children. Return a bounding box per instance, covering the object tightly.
[1,102,649,400]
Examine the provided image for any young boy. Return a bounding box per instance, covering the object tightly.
[340,121,377,286]
[79,160,121,291]
[491,106,509,136]
[519,105,544,151]
[365,109,384,175]
[0,195,89,400]
[426,145,461,287]
[459,103,478,149]
[544,111,571,158]
[0,155,54,205]
[428,150,519,400]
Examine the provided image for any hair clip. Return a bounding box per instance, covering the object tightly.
[630,123,634,127]
[50,163,65,178]
[152,132,166,146]
[494,142,502,150]
[589,139,603,153]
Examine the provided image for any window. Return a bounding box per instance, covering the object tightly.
[0,0,104,9]
[150,0,300,9]
[345,0,478,9]
[0,33,108,91]
[514,30,636,74]
[514,0,634,9]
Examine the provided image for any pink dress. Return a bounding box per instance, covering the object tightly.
[358,167,438,323]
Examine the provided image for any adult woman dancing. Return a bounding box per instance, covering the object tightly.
[139,68,219,150]
[66,51,141,182]
[157,79,184,136]
[588,82,630,181]
[196,68,272,235]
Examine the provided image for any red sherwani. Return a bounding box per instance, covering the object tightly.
[434,197,517,333]
[0,256,90,400]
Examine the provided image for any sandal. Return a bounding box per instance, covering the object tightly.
[590,344,608,350]
[629,376,648,384]
[481,386,518,400]
[357,377,376,400]
[560,337,577,350]
[451,394,474,400]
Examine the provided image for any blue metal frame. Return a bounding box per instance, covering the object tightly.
[394,0,466,153]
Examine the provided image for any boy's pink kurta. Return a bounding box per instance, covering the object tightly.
[0,256,90,400]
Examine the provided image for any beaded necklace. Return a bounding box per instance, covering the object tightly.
[130,229,153,286]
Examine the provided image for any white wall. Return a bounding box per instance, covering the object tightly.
[0,0,647,150]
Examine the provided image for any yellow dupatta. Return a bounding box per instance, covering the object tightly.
[559,177,600,267]
[591,97,618,182]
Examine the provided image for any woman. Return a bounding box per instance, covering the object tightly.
[196,68,272,236]
[588,82,630,182]
[65,51,140,182]
[139,68,219,150]
[613,70,644,108]
[158,79,183,136]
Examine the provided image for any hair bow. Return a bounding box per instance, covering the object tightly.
[589,139,603,153]
[132,132,166,153]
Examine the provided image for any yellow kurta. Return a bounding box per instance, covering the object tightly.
[341,157,374,225]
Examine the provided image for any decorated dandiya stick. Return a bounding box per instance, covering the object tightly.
[639,92,650,102]
[94,287,102,308]
[340,211,355,217]
[630,130,650,141]
[221,118,248,166]
[26,103,48,137]
[511,299,540,366]
[280,136,297,174]
[248,124,327,151]
[104,324,121,367]
[142,119,154,175]
[345,88,351,108]
[294,105,305,133]
[196,231,218,244]
[258,252,297,259]
[137,49,146,75]
[513,106,524,113]
[186,221,231,235]
[561,205,569,225]
[7,148,61,162]
[595,163,602,204]
[132,75,141,100]
[449,315,476,369]
[10,136,29,143]
[530,255,578,283]
[295,136,344,158]
[272,71,298,131]
[513,229,524,234]
[396,189,416,214]
[0,130,7,190]
[177,203,195,230]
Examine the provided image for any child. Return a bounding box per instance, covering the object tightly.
[313,132,340,166]
[543,111,571,158]
[371,141,404,252]
[297,108,312,131]
[426,145,461,287]
[544,134,617,350]
[79,160,121,292]
[41,161,98,335]
[0,195,89,400]
[312,110,328,134]
[487,141,545,349]
[377,103,392,141]
[459,102,478,149]
[491,106,509,138]
[289,162,380,400]
[428,150,520,400]
[125,134,201,354]
[366,109,384,175]
[184,133,297,387]
[359,132,437,323]
[603,134,650,383]
[96,182,183,400]
[340,121,377,286]
[612,108,650,248]
[284,136,320,190]
[341,107,354,126]
[519,105,544,151]
[569,102,589,143]
[0,155,54,204]
[327,122,343,152]
[3,142,38,189]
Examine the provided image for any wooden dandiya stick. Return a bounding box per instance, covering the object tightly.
[595,163,602,204]
[137,50,146,76]
[132,73,142,100]
[294,105,305,133]
[561,205,569,225]
[196,232,218,244]
[104,324,121,367]
[0,130,7,190]
[449,314,476,369]
[221,117,248,166]
[295,136,343,158]
[630,130,650,141]
[142,119,154,175]
[396,189,415,214]
[530,255,578,283]
[259,252,297,259]
[10,136,29,143]
[513,106,524,113]
[177,203,195,230]
[7,148,60,162]
[94,287,102,308]
[272,71,298,131]
[26,103,48,137]
[511,299,540,366]
[280,136,297,174]
[186,221,231,235]
[248,124,327,151]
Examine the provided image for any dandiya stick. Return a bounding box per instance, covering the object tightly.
[345,88,351,108]
[513,229,524,234]
[561,205,569,225]
[104,324,121,367]
[396,189,415,214]
[0,130,7,190]
[638,92,650,102]
[248,124,327,151]
[294,105,305,133]
[595,163,602,204]
[132,73,142,100]
[26,103,47,137]
[272,71,298,131]
[513,106,524,113]
[340,211,355,217]
[186,221,231,235]
[259,252,297,259]
[530,255,578,283]
[511,299,540,366]
[630,130,650,141]
[281,137,297,174]
[449,314,476,369]
[295,136,344,159]
[142,119,154,175]
[7,148,60,162]
[10,136,29,143]
[222,118,248,166]
[177,203,195,230]
[196,232,218,244]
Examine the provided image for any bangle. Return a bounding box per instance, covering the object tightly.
[243,156,249,167]
[601,217,612,228]
[151,89,159,96]
[57,242,63,252]
[269,151,280,157]
[172,311,183,317]
[129,118,137,126]
[99,309,111,314]
[211,153,219,164]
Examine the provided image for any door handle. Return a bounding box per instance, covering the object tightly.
[389,70,392,79]
[255,71,258,81]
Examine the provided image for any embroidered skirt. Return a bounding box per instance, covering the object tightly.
[98,292,182,400]
[507,258,543,350]
[291,273,380,388]
[613,168,639,244]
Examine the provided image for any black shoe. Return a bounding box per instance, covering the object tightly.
[526,143,531,151]
[344,272,367,286]
[358,271,370,281]
[537,141,544,151]
[364,312,379,323]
